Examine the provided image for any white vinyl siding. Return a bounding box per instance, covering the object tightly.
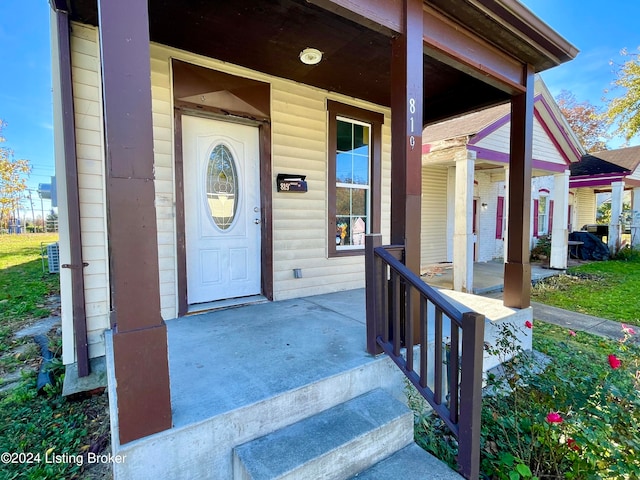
[574,188,597,228]
[421,166,448,268]
[69,23,109,361]
[474,117,566,167]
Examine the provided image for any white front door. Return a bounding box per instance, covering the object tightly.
[183,115,261,305]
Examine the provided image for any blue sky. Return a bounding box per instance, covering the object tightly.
[0,0,638,219]
[1,0,53,214]
[525,0,640,148]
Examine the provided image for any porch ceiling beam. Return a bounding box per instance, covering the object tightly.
[98,0,172,444]
[306,0,402,36]
[422,5,526,95]
[504,65,534,309]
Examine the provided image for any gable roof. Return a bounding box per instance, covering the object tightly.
[569,145,640,188]
[589,145,640,172]
[423,102,510,143]
[569,154,630,177]
[422,76,585,166]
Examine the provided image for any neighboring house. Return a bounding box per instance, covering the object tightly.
[421,77,584,292]
[49,0,575,478]
[570,145,640,252]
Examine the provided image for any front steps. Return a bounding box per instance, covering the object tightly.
[233,389,462,480]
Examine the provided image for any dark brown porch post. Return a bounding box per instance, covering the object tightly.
[390,0,423,338]
[98,0,172,443]
[504,66,534,308]
[50,1,90,377]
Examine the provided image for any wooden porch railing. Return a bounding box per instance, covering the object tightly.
[365,234,485,480]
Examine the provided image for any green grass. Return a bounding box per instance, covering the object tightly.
[0,234,111,480]
[0,234,60,327]
[531,256,640,325]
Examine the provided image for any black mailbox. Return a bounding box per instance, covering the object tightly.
[277,174,307,192]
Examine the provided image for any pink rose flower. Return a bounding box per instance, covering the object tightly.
[568,330,577,337]
[546,412,563,424]
[608,354,622,369]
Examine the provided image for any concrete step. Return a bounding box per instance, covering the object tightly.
[350,443,464,480]
[232,388,414,480]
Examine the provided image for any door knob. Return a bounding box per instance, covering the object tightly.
[254,219,261,224]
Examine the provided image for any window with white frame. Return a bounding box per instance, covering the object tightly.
[327,101,382,257]
[538,195,549,236]
[335,117,371,249]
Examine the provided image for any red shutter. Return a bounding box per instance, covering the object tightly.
[496,196,504,239]
[533,199,539,238]
[549,200,554,233]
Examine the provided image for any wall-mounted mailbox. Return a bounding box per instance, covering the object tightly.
[277,173,307,192]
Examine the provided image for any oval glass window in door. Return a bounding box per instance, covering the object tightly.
[206,144,238,230]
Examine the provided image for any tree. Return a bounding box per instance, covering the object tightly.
[556,90,609,152]
[0,119,31,230]
[606,47,640,143]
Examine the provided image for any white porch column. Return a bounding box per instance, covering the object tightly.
[550,170,570,269]
[609,181,624,254]
[632,187,640,249]
[453,150,475,292]
[446,167,455,262]
[503,166,509,263]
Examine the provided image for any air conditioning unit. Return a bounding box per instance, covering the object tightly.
[46,243,60,274]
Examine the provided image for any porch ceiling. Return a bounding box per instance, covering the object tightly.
[67,0,515,124]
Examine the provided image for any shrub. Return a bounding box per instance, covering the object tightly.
[612,246,640,262]
[410,321,640,479]
[530,236,551,261]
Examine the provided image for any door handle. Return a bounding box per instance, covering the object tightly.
[254,219,261,224]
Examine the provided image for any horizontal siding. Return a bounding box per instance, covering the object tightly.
[70,22,110,361]
[532,119,565,165]
[575,188,596,228]
[474,123,510,154]
[149,48,177,320]
[421,167,448,268]
[474,118,568,168]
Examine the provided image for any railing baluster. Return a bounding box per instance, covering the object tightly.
[449,320,460,424]
[380,267,389,346]
[392,271,401,357]
[434,306,443,405]
[406,285,413,372]
[419,295,428,388]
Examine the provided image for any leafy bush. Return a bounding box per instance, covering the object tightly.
[530,236,551,261]
[612,246,640,262]
[410,321,640,479]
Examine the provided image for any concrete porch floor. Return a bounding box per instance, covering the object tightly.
[165,289,377,428]
[423,260,561,294]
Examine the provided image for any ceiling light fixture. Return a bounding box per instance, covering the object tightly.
[299,47,323,65]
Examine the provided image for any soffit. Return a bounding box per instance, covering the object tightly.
[65,0,573,124]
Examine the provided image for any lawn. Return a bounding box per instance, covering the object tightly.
[531,255,640,325]
[0,234,110,480]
